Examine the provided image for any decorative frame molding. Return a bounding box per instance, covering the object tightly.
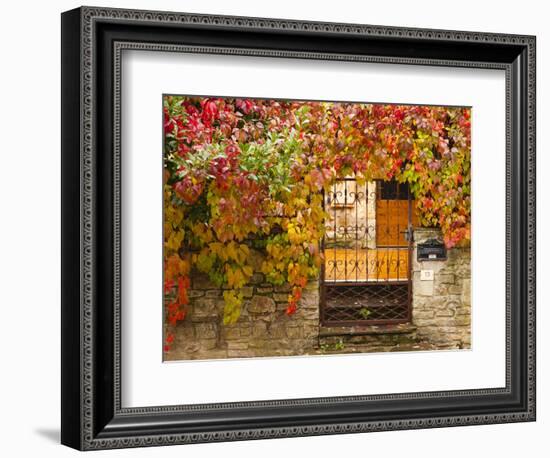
[61,6,536,450]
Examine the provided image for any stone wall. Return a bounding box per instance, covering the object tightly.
[164,250,320,361]
[412,228,471,350]
[166,229,471,361]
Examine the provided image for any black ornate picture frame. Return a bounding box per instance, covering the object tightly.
[61,6,536,450]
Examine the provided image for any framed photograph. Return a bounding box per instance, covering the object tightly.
[61,6,536,450]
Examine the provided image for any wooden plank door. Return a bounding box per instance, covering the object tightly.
[375,181,419,247]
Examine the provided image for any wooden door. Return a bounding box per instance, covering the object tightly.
[376,181,418,247]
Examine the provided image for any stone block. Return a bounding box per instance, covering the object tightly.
[288,338,309,352]
[303,324,319,339]
[437,273,455,284]
[287,326,304,339]
[304,281,320,292]
[252,321,268,338]
[248,295,276,314]
[241,286,254,298]
[247,338,268,349]
[249,273,265,285]
[195,322,218,339]
[256,285,274,294]
[412,310,435,320]
[227,341,248,350]
[461,279,471,303]
[300,291,320,309]
[175,324,195,341]
[265,338,291,350]
[275,302,288,312]
[437,317,466,328]
[448,284,463,295]
[274,284,291,293]
[435,308,456,318]
[454,315,471,326]
[223,327,241,340]
[295,308,319,320]
[201,339,218,350]
[192,274,217,289]
[273,293,289,303]
[177,341,201,353]
[193,296,223,315]
[303,336,318,349]
[268,323,288,339]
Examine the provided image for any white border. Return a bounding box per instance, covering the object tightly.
[121,51,506,408]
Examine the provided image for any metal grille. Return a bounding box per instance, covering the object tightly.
[321,178,413,326]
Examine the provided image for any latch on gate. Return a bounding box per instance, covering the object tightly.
[417,238,447,261]
[400,225,414,242]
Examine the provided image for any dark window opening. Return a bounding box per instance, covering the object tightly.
[377,180,411,200]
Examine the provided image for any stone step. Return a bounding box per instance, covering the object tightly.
[318,323,421,351]
[315,340,437,355]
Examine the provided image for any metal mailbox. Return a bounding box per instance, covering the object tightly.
[417,239,447,261]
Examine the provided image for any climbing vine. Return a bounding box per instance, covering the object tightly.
[163,96,471,350]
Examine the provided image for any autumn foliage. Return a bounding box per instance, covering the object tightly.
[163,96,471,349]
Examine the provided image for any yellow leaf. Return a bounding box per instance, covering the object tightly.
[226,242,238,261]
[166,230,184,251]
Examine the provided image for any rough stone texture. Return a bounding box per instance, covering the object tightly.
[165,250,320,361]
[412,228,471,350]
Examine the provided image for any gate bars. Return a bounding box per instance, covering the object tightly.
[320,178,413,326]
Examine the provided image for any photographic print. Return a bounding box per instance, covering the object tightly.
[162,95,472,361]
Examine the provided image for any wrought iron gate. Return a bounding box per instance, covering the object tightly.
[321,178,414,326]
